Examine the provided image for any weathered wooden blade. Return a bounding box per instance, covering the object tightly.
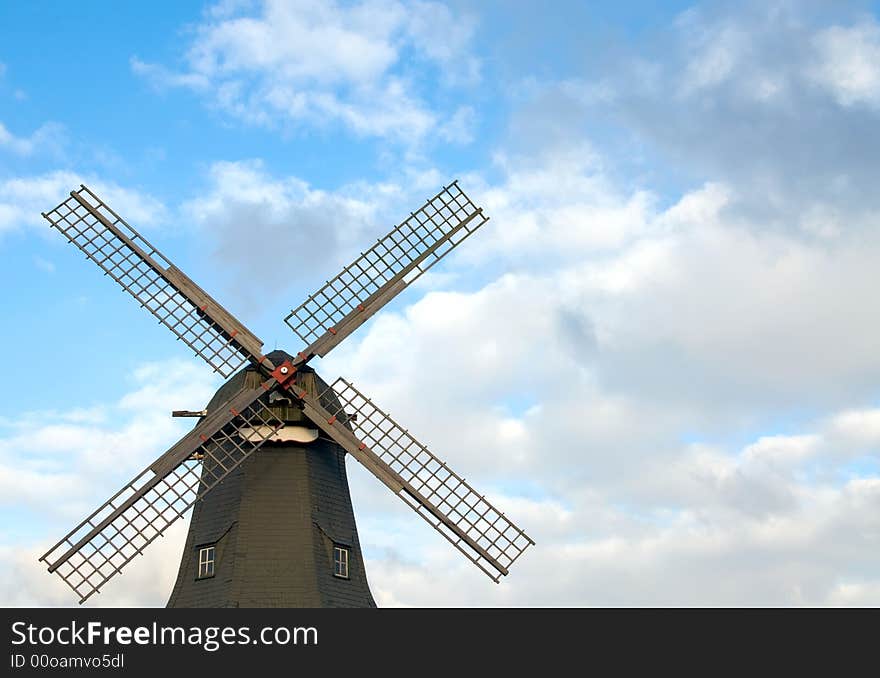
[39,382,283,604]
[285,181,488,362]
[295,376,534,581]
[42,185,265,377]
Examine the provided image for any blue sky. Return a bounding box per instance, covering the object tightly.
[3,0,880,606]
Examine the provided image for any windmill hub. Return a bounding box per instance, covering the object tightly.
[270,359,299,387]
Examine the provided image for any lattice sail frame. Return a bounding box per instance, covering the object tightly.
[285,181,488,358]
[312,378,534,581]
[42,185,262,377]
[40,391,283,604]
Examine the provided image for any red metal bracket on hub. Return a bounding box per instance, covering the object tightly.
[270,360,297,388]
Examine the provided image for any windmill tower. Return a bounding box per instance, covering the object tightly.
[166,356,377,607]
[38,182,534,607]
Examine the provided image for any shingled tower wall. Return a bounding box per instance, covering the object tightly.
[167,351,376,608]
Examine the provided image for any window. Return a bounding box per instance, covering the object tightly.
[333,545,349,579]
[197,545,215,579]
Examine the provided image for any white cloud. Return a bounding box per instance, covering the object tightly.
[182,159,401,307]
[131,0,481,143]
[0,359,219,514]
[130,58,210,91]
[359,470,880,606]
[553,3,880,227]
[0,171,166,234]
[811,20,880,108]
[0,358,219,606]
[404,0,480,85]
[0,121,64,156]
[676,10,748,94]
[312,134,880,605]
[829,408,880,447]
[437,105,476,144]
[0,522,188,607]
[475,145,655,260]
[356,422,880,606]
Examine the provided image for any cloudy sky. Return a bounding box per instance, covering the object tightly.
[2,0,880,606]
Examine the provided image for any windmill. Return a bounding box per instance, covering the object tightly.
[38,181,534,606]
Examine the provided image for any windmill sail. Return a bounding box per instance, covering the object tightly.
[40,385,283,603]
[285,181,489,361]
[296,377,534,581]
[42,185,264,377]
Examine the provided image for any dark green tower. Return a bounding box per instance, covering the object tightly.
[167,350,376,608]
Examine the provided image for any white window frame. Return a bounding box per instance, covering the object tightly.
[197,545,215,579]
[333,545,349,579]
